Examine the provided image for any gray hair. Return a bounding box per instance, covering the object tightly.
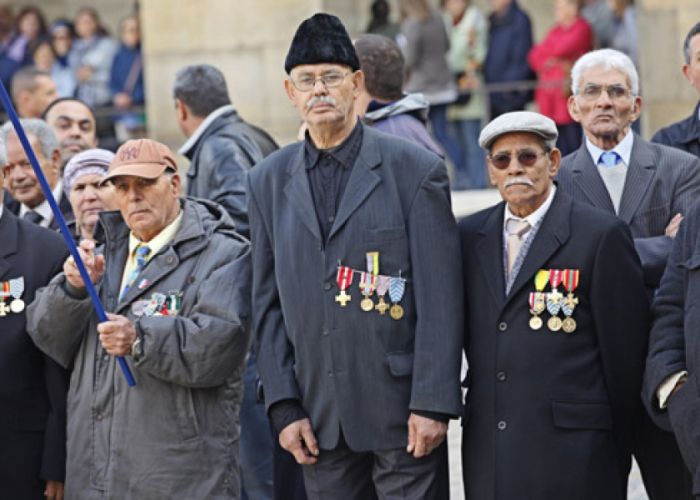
[570,49,639,96]
[0,118,59,165]
[173,64,231,117]
[683,22,700,64]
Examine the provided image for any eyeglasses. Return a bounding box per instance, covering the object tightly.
[576,84,632,101]
[290,71,353,91]
[488,150,548,170]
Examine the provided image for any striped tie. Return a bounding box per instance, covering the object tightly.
[119,244,151,302]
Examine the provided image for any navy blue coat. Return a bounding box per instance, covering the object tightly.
[483,0,535,116]
[0,209,69,497]
[651,102,700,158]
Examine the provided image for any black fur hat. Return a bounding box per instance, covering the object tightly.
[284,13,360,74]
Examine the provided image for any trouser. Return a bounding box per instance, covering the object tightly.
[302,438,449,500]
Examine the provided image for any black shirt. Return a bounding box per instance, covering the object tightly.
[304,120,363,242]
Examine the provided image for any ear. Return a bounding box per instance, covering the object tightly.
[175,98,187,122]
[486,160,497,187]
[170,173,181,195]
[352,70,365,98]
[567,95,581,123]
[284,78,296,104]
[629,95,643,122]
[683,63,691,84]
[51,148,62,171]
[548,148,562,178]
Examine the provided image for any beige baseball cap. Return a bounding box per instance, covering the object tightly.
[103,139,177,183]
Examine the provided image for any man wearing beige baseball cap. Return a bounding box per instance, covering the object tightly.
[458,111,650,499]
[27,138,252,498]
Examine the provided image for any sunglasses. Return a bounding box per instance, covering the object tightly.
[488,149,548,170]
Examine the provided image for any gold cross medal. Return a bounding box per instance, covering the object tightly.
[359,272,377,311]
[388,275,406,320]
[560,269,580,333]
[8,277,25,313]
[375,276,391,315]
[335,266,354,307]
[0,281,11,317]
[546,269,564,332]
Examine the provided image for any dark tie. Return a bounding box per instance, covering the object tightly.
[23,210,43,225]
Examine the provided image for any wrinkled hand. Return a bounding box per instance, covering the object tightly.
[665,213,683,238]
[45,480,64,500]
[97,313,137,356]
[279,418,319,465]
[406,413,447,459]
[63,239,105,289]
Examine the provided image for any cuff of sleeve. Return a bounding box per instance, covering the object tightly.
[269,399,308,434]
[658,371,689,409]
[62,279,89,300]
[412,410,452,423]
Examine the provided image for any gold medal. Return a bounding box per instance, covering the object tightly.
[529,316,543,330]
[361,297,375,311]
[375,297,390,315]
[547,316,562,332]
[390,303,404,320]
[562,317,577,333]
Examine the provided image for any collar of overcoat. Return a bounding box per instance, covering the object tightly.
[475,187,572,311]
[566,133,656,224]
[283,123,382,242]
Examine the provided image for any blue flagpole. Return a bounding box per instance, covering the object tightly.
[0,82,136,387]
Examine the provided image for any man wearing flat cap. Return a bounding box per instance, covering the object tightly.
[247,13,463,499]
[459,111,649,499]
[26,138,252,498]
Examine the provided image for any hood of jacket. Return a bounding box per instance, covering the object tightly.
[363,93,430,124]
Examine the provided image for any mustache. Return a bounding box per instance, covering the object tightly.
[504,176,534,188]
[306,95,336,110]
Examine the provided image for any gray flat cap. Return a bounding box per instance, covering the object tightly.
[479,111,558,150]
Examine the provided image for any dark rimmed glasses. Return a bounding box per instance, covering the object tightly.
[488,149,548,170]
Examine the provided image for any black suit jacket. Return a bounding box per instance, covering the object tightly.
[459,190,649,500]
[651,102,700,158]
[0,209,69,496]
[557,135,700,288]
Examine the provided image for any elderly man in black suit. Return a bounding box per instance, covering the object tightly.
[0,144,69,499]
[460,111,649,499]
[247,13,463,500]
[557,48,700,499]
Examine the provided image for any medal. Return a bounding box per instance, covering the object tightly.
[0,282,10,316]
[546,269,564,332]
[562,317,577,333]
[375,276,391,315]
[528,292,543,330]
[359,272,377,312]
[8,277,25,313]
[560,269,580,333]
[388,276,406,320]
[335,266,354,307]
[533,270,548,313]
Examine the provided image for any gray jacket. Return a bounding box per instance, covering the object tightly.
[27,198,251,499]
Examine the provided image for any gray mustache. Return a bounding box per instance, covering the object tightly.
[306,95,337,110]
[504,177,534,188]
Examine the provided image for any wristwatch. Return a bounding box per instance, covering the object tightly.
[130,334,144,360]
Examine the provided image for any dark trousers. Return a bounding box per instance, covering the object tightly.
[302,440,449,500]
[634,406,694,499]
[0,428,45,499]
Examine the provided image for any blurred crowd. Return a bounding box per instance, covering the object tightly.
[0,5,144,148]
[367,0,637,189]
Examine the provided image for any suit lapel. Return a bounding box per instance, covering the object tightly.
[504,191,571,309]
[475,204,506,305]
[327,127,381,241]
[283,146,322,241]
[617,136,656,224]
[569,146,615,214]
[0,211,19,281]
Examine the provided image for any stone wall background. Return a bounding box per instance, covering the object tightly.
[7,0,700,150]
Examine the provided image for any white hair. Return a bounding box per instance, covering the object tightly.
[0,118,59,166]
[570,49,639,96]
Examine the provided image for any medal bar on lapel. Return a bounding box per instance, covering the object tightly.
[335,266,353,307]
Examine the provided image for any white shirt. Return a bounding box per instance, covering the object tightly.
[178,104,236,156]
[19,179,63,228]
[503,184,557,235]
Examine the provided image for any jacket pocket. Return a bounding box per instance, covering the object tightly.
[364,226,407,243]
[551,401,613,430]
[386,351,414,377]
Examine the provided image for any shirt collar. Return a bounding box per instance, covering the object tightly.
[128,209,184,261]
[304,120,363,171]
[503,184,557,231]
[585,129,634,166]
[178,104,236,156]
[19,179,63,226]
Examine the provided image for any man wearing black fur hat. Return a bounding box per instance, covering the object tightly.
[247,13,463,500]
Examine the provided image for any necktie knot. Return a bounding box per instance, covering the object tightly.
[599,151,622,167]
[23,210,43,225]
[506,218,531,238]
[134,244,151,266]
